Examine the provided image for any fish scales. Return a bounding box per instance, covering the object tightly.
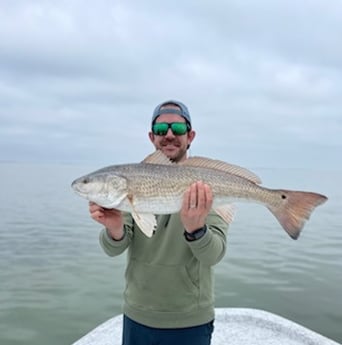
[71,151,328,239]
[110,163,263,207]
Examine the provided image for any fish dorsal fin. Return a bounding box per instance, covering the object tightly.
[142,150,175,165]
[182,156,262,184]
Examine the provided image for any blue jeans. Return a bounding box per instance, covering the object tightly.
[122,315,214,345]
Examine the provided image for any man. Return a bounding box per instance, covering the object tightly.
[89,100,229,345]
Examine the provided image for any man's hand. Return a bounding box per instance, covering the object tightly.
[180,181,213,233]
[89,202,125,240]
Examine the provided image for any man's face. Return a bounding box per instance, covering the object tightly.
[149,113,195,162]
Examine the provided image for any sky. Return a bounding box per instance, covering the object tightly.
[0,0,341,170]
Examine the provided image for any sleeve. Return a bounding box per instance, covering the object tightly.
[99,212,134,257]
[185,211,229,266]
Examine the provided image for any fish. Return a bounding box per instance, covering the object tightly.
[71,150,328,239]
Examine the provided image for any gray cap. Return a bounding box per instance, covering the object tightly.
[152,100,191,126]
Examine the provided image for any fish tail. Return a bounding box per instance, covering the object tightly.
[267,190,328,239]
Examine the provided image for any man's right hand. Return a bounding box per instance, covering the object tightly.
[89,202,125,240]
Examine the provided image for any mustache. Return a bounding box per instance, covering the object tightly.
[160,139,180,146]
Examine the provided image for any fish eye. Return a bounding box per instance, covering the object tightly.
[82,177,90,184]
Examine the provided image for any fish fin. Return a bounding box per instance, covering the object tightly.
[214,204,236,224]
[182,157,262,184]
[142,150,175,165]
[267,190,328,240]
[131,211,157,237]
[127,194,157,237]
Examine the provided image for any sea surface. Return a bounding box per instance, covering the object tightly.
[0,162,341,345]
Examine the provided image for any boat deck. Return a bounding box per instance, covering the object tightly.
[73,308,340,345]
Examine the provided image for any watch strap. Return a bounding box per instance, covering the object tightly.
[184,225,207,241]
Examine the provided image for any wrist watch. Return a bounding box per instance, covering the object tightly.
[184,225,207,241]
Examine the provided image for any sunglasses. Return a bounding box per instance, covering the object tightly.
[152,122,190,136]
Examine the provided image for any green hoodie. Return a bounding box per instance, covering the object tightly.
[99,211,228,328]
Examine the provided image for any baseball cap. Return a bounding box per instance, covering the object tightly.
[151,100,192,127]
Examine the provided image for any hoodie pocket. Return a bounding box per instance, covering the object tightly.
[125,259,199,312]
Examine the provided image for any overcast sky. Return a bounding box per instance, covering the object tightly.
[0,0,341,170]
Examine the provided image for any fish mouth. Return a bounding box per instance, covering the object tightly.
[71,179,79,190]
[71,180,86,196]
[71,184,90,201]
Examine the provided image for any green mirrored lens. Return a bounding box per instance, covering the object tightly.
[170,122,188,135]
[152,122,188,136]
[152,123,169,135]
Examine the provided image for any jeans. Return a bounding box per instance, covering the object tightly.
[122,315,214,345]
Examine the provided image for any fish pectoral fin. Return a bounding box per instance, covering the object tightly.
[142,150,175,165]
[214,204,236,224]
[181,157,262,184]
[131,212,157,238]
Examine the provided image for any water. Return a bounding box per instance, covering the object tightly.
[0,162,341,345]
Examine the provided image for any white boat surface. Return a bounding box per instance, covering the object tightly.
[72,308,340,345]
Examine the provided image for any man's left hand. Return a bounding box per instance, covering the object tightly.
[180,181,213,233]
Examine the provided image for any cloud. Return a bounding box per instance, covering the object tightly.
[0,0,341,168]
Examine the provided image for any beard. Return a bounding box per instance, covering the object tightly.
[157,139,188,162]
